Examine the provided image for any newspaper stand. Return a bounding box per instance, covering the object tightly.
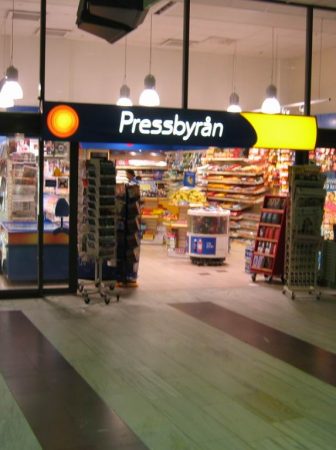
[283,165,326,300]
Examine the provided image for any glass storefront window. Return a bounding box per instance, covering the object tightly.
[0,135,38,290]
[43,140,70,288]
[0,136,71,293]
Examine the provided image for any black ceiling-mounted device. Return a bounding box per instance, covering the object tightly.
[77,1,158,43]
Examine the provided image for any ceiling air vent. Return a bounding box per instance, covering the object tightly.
[160,38,198,48]
[35,28,71,38]
[201,36,236,46]
[154,1,176,15]
[9,10,40,21]
[47,28,71,37]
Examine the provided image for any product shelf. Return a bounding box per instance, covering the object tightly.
[251,266,272,273]
[229,215,244,221]
[259,222,281,228]
[163,221,187,229]
[141,214,160,220]
[207,171,264,177]
[255,237,278,243]
[250,195,288,283]
[261,208,284,214]
[205,157,254,162]
[207,196,261,204]
[142,197,168,201]
[205,179,264,186]
[117,165,168,171]
[206,187,266,195]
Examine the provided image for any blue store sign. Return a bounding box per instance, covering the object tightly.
[43,102,257,148]
[190,236,216,256]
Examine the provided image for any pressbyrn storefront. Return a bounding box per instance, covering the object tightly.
[0,102,328,299]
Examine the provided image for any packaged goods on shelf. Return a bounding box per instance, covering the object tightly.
[265,149,295,194]
[0,149,38,221]
[116,157,168,197]
[164,150,206,196]
[245,244,254,273]
[314,148,336,172]
[200,148,267,231]
[170,187,206,205]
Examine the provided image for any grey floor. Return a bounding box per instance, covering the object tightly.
[1,242,336,449]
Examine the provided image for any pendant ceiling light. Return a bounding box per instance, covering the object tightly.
[117,37,132,106]
[0,9,14,108]
[261,28,280,114]
[0,0,23,101]
[139,14,160,107]
[0,78,14,108]
[227,42,242,113]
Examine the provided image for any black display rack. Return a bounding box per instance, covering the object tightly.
[116,184,141,286]
[78,157,119,304]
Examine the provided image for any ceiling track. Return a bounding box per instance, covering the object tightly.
[252,0,336,13]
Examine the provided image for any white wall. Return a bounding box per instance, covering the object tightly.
[281,46,336,115]
[2,35,335,115]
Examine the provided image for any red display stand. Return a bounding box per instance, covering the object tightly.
[250,195,287,283]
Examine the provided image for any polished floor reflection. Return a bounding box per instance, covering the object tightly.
[171,301,336,387]
[0,311,148,450]
[1,243,336,449]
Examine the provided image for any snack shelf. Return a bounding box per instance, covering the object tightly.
[204,179,264,186]
[207,171,264,177]
[255,237,278,243]
[260,208,284,214]
[141,214,160,219]
[142,197,168,201]
[229,215,244,221]
[207,196,262,204]
[206,187,266,195]
[259,222,281,228]
[204,158,251,162]
[117,166,168,171]
[251,266,272,273]
[163,221,188,229]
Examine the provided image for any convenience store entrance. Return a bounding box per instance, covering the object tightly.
[0,103,321,299]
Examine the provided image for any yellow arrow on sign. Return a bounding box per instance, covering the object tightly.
[242,112,317,150]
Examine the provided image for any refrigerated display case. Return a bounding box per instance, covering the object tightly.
[187,208,230,265]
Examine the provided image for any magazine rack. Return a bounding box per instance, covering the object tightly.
[78,157,119,304]
[251,195,287,283]
[283,165,326,300]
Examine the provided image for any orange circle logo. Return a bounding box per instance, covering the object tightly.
[47,105,79,138]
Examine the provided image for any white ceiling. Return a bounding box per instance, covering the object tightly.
[0,0,336,59]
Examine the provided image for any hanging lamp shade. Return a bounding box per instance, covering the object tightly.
[139,74,160,107]
[1,65,23,100]
[227,92,242,113]
[0,78,14,108]
[117,83,133,106]
[261,84,281,114]
[117,37,133,106]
